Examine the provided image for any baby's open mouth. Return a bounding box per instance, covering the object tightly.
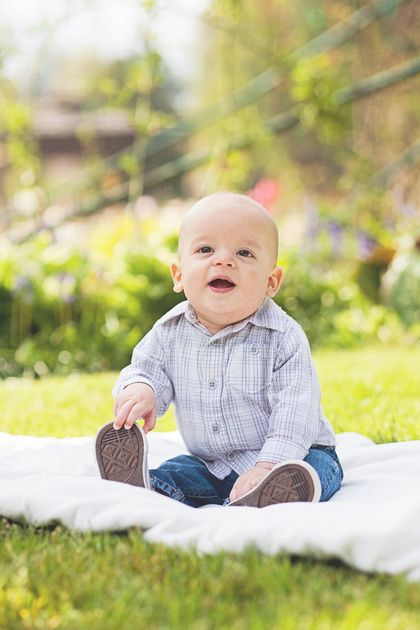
[209,278,235,290]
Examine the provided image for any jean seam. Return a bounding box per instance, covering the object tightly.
[151,478,226,504]
[151,478,185,503]
[184,489,223,499]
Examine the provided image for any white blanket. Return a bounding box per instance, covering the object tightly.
[1,430,420,581]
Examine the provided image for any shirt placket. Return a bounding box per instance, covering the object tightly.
[202,337,226,452]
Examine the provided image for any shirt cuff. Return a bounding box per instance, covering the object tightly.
[112,377,156,399]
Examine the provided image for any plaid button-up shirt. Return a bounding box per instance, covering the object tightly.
[113,297,336,479]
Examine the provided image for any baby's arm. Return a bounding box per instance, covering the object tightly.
[229,462,275,502]
[113,382,157,433]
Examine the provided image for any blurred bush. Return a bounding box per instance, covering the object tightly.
[275,256,405,349]
[382,237,420,330]
[0,212,416,379]
[0,224,183,378]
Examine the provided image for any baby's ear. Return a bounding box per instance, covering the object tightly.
[170,261,184,293]
[266,266,283,298]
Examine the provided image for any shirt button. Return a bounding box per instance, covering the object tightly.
[211,424,220,434]
[211,339,220,346]
[208,379,217,389]
[250,344,260,355]
[227,452,236,461]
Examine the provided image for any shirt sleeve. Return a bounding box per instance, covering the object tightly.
[112,324,174,418]
[257,322,324,464]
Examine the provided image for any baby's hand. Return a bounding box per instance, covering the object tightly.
[229,462,275,503]
[113,383,157,433]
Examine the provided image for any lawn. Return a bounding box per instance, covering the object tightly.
[0,345,419,629]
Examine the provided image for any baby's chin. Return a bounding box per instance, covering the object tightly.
[194,303,264,334]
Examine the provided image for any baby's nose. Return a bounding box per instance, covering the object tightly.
[213,252,235,267]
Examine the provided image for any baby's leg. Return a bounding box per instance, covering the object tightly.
[150,455,239,508]
[304,445,343,502]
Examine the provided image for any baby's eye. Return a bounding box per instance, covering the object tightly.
[237,249,253,258]
[197,246,213,254]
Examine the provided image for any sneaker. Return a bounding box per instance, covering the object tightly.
[95,421,151,489]
[228,460,321,507]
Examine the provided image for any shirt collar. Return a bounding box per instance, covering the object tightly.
[177,296,287,338]
[246,296,287,333]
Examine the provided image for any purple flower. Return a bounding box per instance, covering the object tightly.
[357,231,377,261]
[328,222,344,256]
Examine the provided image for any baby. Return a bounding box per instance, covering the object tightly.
[95,192,343,507]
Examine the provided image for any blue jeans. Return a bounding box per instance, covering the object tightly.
[150,445,343,508]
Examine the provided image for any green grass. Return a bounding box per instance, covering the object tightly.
[0,372,175,437]
[315,345,420,443]
[1,524,420,630]
[0,345,419,629]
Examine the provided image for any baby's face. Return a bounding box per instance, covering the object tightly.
[171,194,283,334]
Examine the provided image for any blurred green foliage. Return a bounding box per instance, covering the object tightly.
[386,244,420,328]
[276,255,405,349]
[289,57,352,146]
[0,0,419,377]
[0,211,415,380]
[199,0,420,211]
[0,224,183,378]
[0,82,40,197]
[84,53,176,137]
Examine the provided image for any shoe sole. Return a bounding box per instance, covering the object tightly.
[95,421,150,489]
[229,461,321,507]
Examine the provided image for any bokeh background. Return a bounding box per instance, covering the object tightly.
[0,0,419,378]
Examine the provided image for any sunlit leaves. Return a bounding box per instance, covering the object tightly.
[289,57,352,145]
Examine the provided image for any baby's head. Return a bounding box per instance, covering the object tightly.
[178,193,279,266]
[171,192,283,334]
